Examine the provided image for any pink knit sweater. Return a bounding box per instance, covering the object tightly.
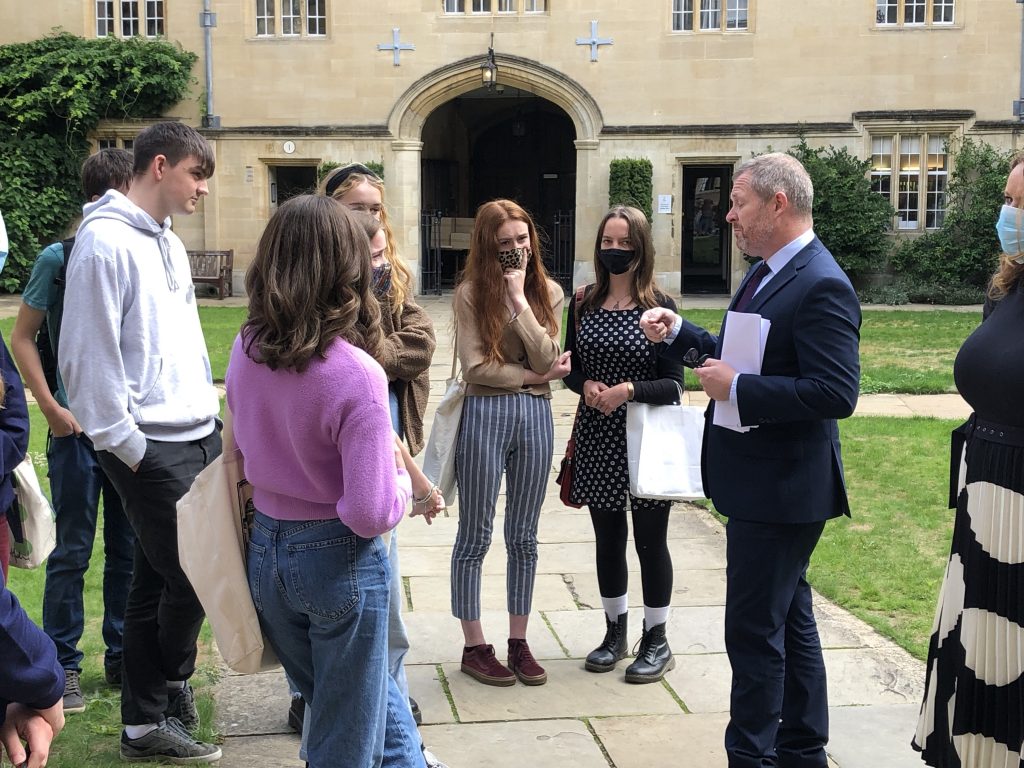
[226,334,411,539]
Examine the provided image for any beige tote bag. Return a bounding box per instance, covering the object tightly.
[177,409,279,674]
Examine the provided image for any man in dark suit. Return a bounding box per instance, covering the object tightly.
[641,153,861,768]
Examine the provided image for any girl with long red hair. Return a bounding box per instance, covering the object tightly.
[450,199,570,687]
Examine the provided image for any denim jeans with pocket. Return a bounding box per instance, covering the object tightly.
[43,432,134,671]
[247,511,422,768]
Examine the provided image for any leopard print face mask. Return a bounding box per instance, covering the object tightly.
[497,247,526,272]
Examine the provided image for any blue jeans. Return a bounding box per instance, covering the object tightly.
[42,433,134,671]
[248,512,421,768]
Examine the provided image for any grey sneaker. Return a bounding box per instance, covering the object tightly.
[165,682,199,733]
[423,747,450,768]
[120,717,221,763]
[62,669,85,714]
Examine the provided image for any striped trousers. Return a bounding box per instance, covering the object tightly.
[450,393,553,621]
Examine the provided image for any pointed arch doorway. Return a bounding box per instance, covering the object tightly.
[385,54,604,294]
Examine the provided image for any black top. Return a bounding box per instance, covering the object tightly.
[954,285,1024,428]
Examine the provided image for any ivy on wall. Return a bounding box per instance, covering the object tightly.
[608,158,653,221]
[0,32,196,291]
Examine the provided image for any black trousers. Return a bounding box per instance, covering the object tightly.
[724,518,828,768]
[98,430,221,726]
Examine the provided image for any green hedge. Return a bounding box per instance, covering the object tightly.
[317,160,384,184]
[608,158,653,220]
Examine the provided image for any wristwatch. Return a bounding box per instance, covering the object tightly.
[626,382,635,401]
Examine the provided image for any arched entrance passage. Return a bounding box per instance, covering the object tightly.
[386,55,604,293]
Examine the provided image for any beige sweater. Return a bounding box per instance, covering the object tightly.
[453,279,564,398]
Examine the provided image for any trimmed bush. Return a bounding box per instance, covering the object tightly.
[609,158,653,220]
[891,137,1014,300]
[317,160,384,184]
[786,139,894,278]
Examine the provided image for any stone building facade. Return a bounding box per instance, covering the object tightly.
[5,0,1023,294]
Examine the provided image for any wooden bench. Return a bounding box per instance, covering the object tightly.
[187,249,234,299]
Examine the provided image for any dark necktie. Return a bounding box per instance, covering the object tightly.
[733,262,771,313]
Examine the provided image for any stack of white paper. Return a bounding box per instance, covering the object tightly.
[712,311,771,433]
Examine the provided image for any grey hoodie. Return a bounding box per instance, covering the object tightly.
[58,190,219,467]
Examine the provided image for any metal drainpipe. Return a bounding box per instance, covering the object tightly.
[200,0,220,128]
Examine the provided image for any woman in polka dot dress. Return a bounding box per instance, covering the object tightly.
[563,205,686,684]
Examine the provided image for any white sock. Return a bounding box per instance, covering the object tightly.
[601,594,628,621]
[644,604,670,628]
[166,680,186,690]
[125,723,159,739]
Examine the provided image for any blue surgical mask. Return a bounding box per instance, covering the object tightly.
[996,205,1024,264]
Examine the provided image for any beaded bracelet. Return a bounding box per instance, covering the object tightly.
[413,484,439,505]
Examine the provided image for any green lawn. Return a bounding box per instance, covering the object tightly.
[1,303,980,393]
[558,305,979,394]
[812,415,956,660]
[676,308,980,395]
[5,406,219,768]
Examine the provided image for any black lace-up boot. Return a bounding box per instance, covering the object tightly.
[624,621,674,683]
[584,612,629,672]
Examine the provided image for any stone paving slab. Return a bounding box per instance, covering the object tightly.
[418,719,608,768]
[564,568,728,609]
[827,704,923,768]
[406,663,457,725]
[591,713,731,767]
[545,607,727,657]
[663,646,924,715]
[398,537,727,577]
[407,573,577,613]
[217,734,302,767]
[442,659,682,722]
[215,669,293,736]
[402,610,568,665]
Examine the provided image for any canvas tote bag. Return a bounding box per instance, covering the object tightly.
[7,457,56,569]
[177,409,279,674]
[422,321,465,505]
[626,388,705,501]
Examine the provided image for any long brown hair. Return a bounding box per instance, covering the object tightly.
[580,206,665,316]
[459,199,558,364]
[989,153,1024,301]
[243,195,383,372]
[318,164,413,309]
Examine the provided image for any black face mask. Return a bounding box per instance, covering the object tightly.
[598,248,634,275]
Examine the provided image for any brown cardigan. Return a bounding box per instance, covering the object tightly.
[453,279,564,398]
[379,295,436,456]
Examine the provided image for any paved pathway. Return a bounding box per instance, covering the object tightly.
[210,295,951,768]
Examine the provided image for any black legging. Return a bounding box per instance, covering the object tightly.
[589,501,673,608]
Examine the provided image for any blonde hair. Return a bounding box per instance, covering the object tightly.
[319,165,413,309]
[989,152,1024,301]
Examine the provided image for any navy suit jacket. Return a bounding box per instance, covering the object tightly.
[668,237,861,524]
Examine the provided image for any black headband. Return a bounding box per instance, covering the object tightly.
[324,163,380,198]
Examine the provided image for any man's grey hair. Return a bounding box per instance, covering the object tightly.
[735,153,814,216]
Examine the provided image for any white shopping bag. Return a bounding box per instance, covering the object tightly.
[7,457,56,569]
[626,402,705,501]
